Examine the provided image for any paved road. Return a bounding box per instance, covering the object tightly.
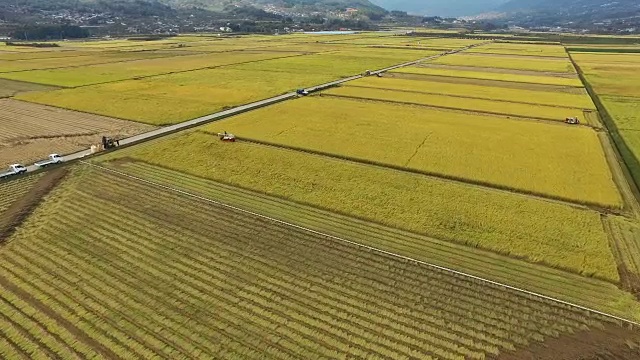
[20,42,487,175]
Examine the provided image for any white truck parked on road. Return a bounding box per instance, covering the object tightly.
[0,164,27,180]
[34,154,63,168]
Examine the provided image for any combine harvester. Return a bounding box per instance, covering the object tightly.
[565,116,580,125]
[217,131,236,142]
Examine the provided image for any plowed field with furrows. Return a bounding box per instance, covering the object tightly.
[0,168,629,359]
[0,99,153,167]
[0,99,149,142]
[0,175,42,215]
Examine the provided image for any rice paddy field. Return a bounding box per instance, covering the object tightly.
[102,132,619,282]
[346,76,595,108]
[0,51,307,87]
[572,51,640,199]
[2,34,640,358]
[1,167,637,359]
[430,53,576,73]
[323,86,583,121]
[392,66,584,87]
[204,95,620,207]
[466,42,569,57]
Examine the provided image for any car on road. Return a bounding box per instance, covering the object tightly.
[0,164,27,180]
[34,154,64,168]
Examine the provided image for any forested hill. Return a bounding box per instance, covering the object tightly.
[498,0,640,27]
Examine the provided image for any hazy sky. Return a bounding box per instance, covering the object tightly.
[371,0,510,17]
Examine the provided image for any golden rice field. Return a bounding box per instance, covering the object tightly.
[347,76,595,108]
[431,53,576,73]
[0,51,304,87]
[102,131,619,282]
[1,166,632,359]
[467,43,569,57]
[0,51,176,73]
[573,51,640,193]
[0,50,101,61]
[16,68,335,125]
[393,66,582,87]
[324,86,583,121]
[230,49,438,76]
[208,96,621,208]
[392,66,584,87]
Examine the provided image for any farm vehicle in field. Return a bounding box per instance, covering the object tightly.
[217,131,236,142]
[565,117,580,125]
[0,164,27,180]
[363,70,383,77]
[101,136,120,150]
[35,154,63,168]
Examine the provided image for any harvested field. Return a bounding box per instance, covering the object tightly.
[0,51,305,87]
[324,86,584,121]
[0,79,57,98]
[0,165,631,358]
[497,323,640,360]
[0,169,67,243]
[387,72,587,94]
[209,96,621,208]
[0,99,154,167]
[103,131,620,281]
[347,76,596,108]
[0,174,43,216]
[430,53,575,73]
[392,66,584,87]
[603,216,640,296]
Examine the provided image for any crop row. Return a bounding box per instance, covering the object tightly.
[118,161,631,311]
[0,168,618,358]
[0,174,42,214]
[114,130,621,281]
[88,173,608,323]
